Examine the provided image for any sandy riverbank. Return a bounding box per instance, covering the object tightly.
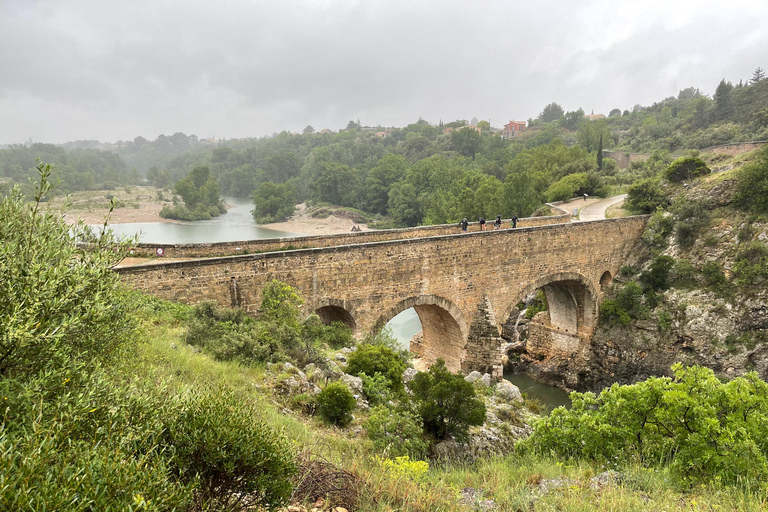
[259,203,370,235]
[55,189,368,236]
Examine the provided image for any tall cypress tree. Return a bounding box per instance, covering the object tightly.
[597,134,604,170]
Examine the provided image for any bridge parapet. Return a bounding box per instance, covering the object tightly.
[123,213,570,260]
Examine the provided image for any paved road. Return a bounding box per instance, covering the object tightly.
[573,194,627,222]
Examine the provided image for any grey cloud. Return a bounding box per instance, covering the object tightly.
[1,0,767,143]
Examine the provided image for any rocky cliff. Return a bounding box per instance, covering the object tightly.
[505,160,768,392]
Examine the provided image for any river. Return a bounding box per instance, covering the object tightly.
[103,196,302,243]
[106,200,570,411]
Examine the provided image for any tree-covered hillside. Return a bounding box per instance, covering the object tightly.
[2,69,766,227]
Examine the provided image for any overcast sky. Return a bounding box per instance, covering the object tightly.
[1,0,766,144]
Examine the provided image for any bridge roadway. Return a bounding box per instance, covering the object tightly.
[116,216,647,379]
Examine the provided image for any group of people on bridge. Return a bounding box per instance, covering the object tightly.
[460,214,518,232]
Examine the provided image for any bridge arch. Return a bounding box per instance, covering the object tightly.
[504,272,600,336]
[374,295,468,373]
[313,298,358,335]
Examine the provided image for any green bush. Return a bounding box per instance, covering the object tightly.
[316,381,357,427]
[641,208,674,250]
[346,344,406,393]
[600,298,631,326]
[162,387,296,510]
[524,290,547,320]
[0,427,193,512]
[409,359,486,443]
[185,300,284,364]
[360,372,395,407]
[524,364,768,484]
[673,200,711,248]
[672,258,698,287]
[702,260,727,287]
[640,255,675,291]
[302,314,353,349]
[733,145,768,213]
[600,281,648,326]
[664,156,710,182]
[0,164,135,382]
[625,177,669,214]
[291,392,318,415]
[363,405,427,459]
[733,241,768,287]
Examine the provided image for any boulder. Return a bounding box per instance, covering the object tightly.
[465,371,483,383]
[495,380,523,403]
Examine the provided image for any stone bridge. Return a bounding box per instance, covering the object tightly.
[116,217,647,379]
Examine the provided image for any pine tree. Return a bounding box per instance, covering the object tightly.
[751,67,766,85]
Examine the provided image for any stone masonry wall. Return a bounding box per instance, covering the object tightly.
[117,216,647,374]
[125,214,570,259]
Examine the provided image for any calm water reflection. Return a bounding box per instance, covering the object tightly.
[101,196,303,244]
[503,372,572,412]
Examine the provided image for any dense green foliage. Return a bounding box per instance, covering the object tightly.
[363,406,427,459]
[346,344,406,393]
[163,387,296,510]
[0,163,134,381]
[663,156,710,182]
[252,181,296,222]
[316,380,357,427]
[625,177,669,214]
[0,167,298,510]
[526,364,768,484]
[408,359,486,443]
[185,291,353,366]
[160,165,226,220]
[734,145,768,213]
[0,143,138,194]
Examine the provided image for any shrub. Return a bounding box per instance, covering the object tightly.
[625,177,669,214]
[673,200,711,248]
[346,344,406,393]
[0,427,193,512]
[185,301,285,364]
[260,279,303,329]
[360,372,395,407]
[364,406,427,459]
[601,281,648,326]
[733,241,768,287]
[162,388,296,510]
[302,315,353,349]
[657,309,673,331]
[291,392,318,416]
[524,290,547,320]
[641,208,674,250]
[600,298,631,326]
[702,260,727,287]
[617,281,649,318]
[664,156,710,182]
[317,381,357,427]
[671,258,697,287]
[0,163,135,382]
[409,359,486,443]
[640,255,675,292]
[733,146,768,213]
[524,364,768,484]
